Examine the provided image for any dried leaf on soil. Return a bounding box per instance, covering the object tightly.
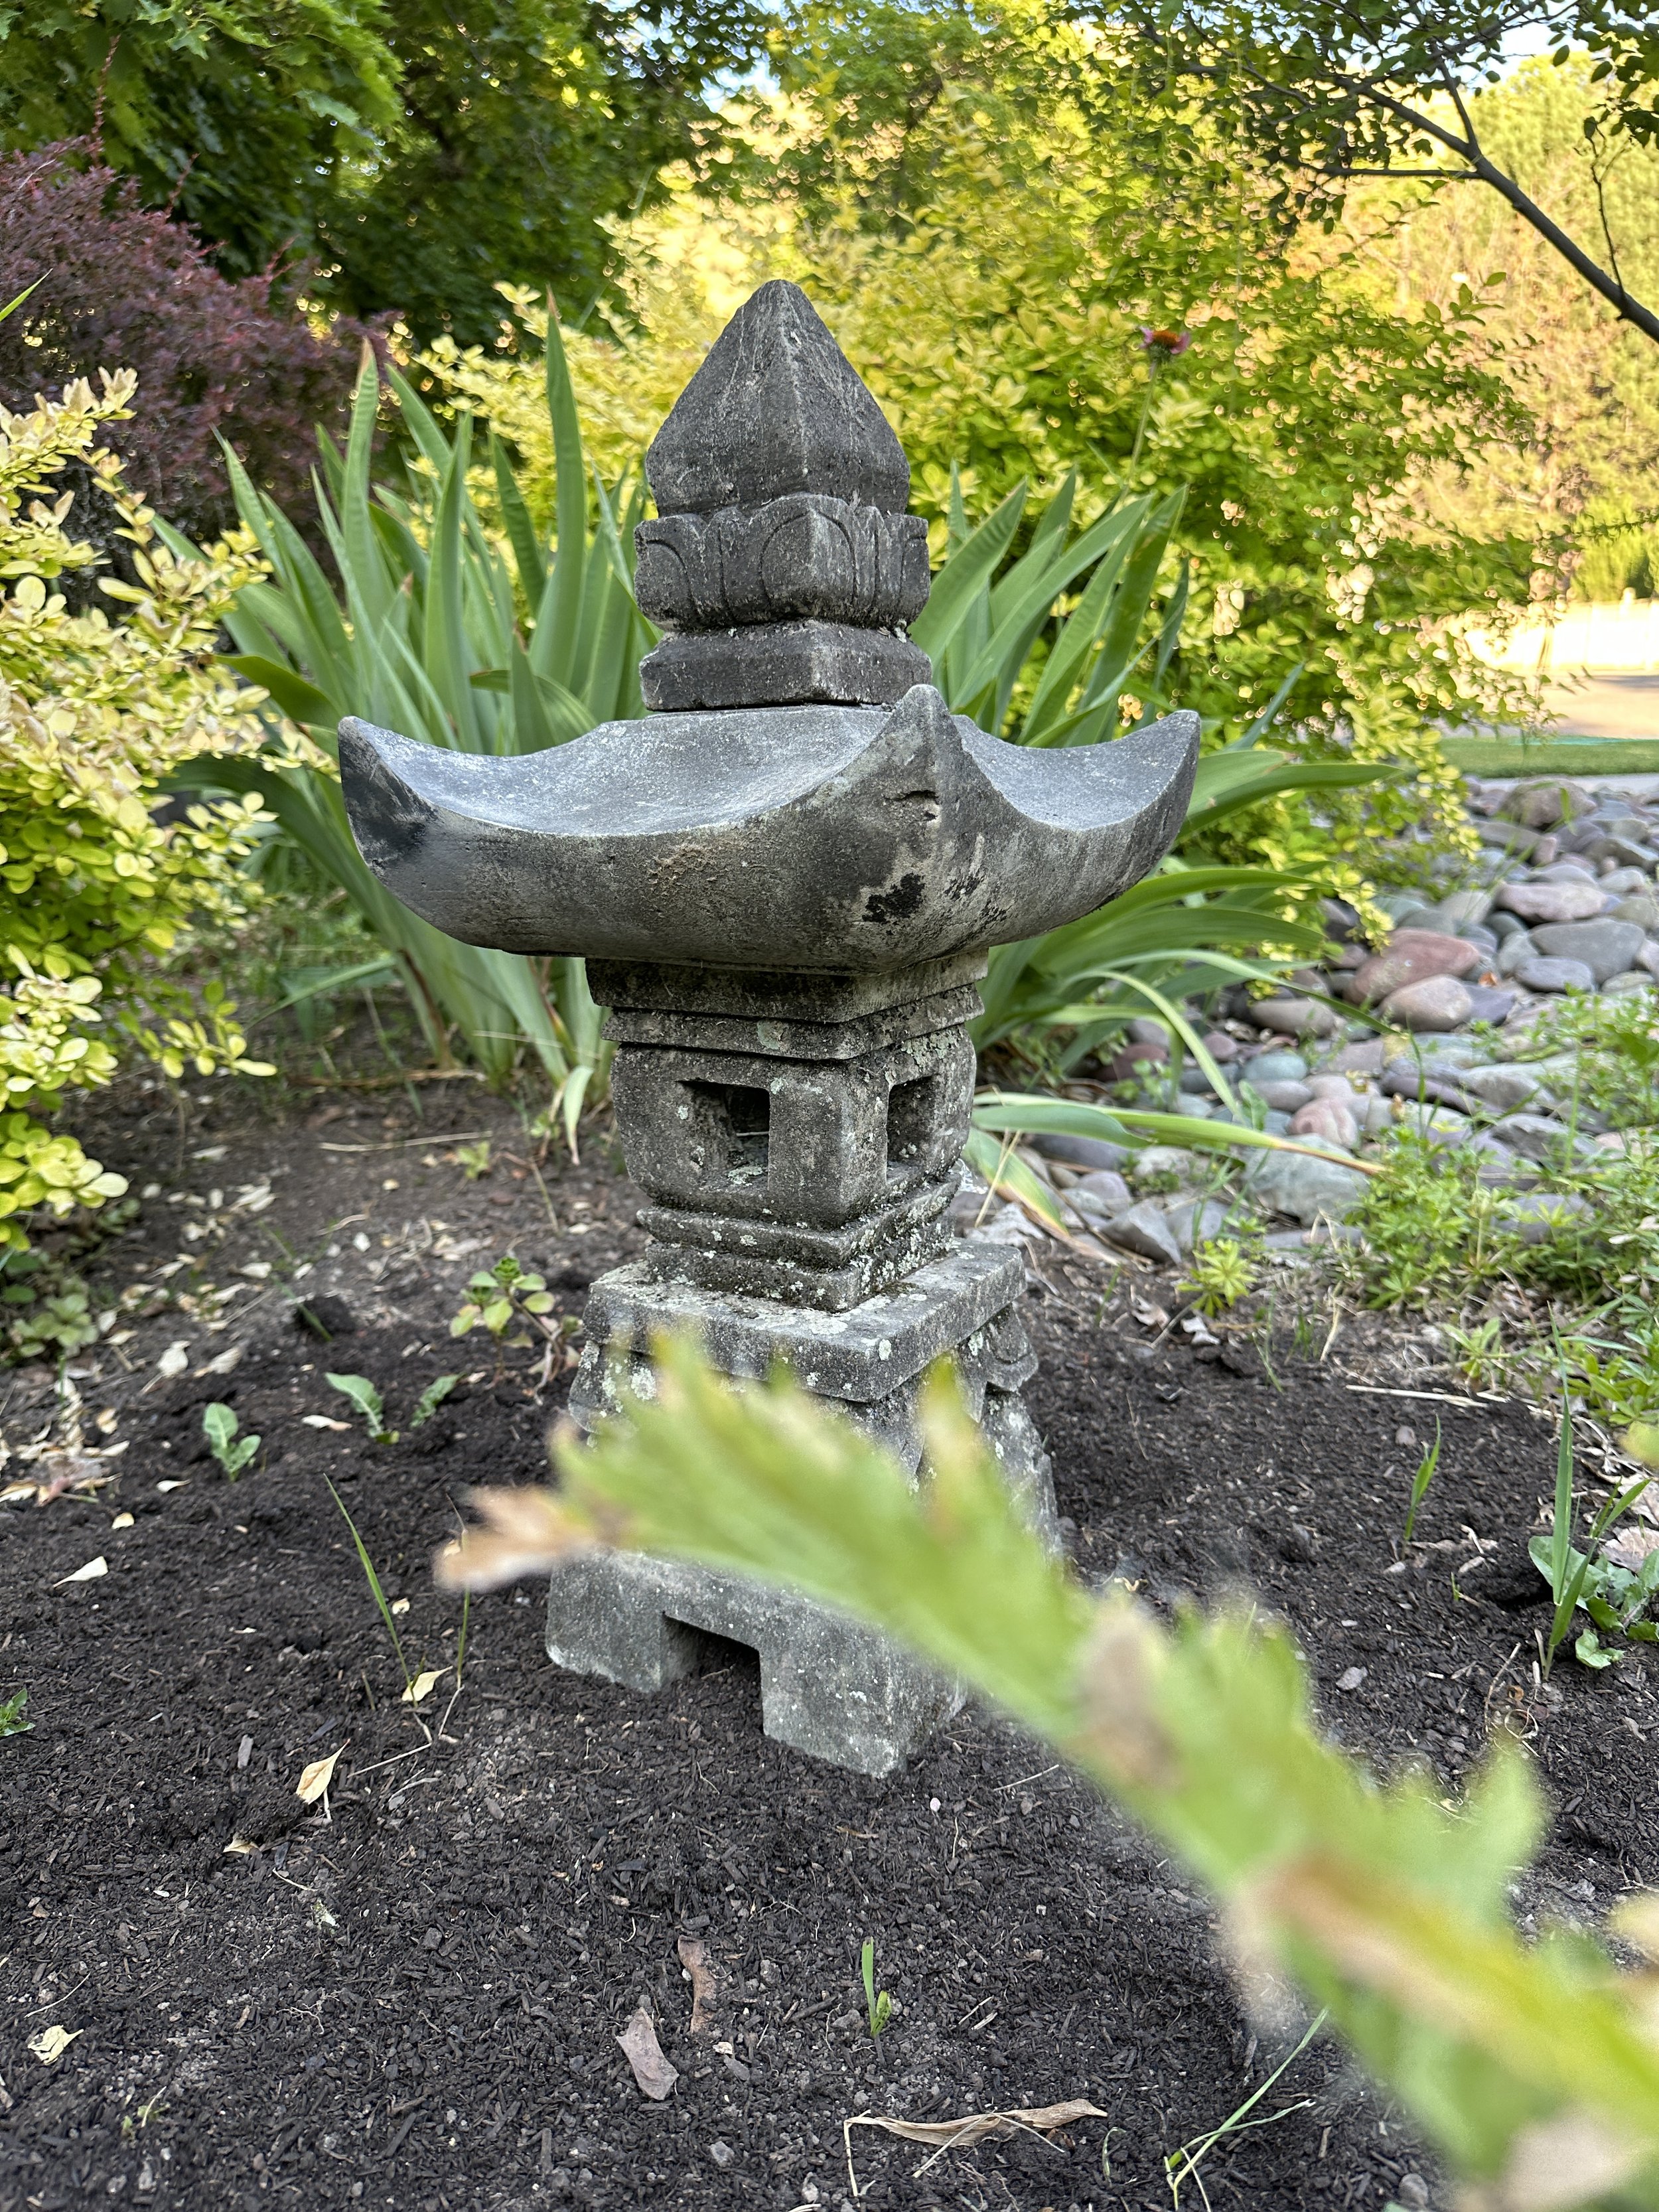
[616,2002,679,2100]
[155,1342,190,1378]
[677,1935,718,2033]
[401,1668,446,1704]
[848,2098,1107,2154]
[27,2026,80,2064]
[296,1745,344,1804]
[54,1556,108,1585]
[302,1414,352,1432]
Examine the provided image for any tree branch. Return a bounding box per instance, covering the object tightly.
[1251,54,1659,344]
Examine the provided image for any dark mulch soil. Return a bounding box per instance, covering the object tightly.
[2,1080,1656,2212]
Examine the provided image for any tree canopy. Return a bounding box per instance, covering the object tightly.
[0,0,766,343]
[1106,0,1659,343]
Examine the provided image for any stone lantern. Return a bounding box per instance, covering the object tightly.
[340,281,1197,1774]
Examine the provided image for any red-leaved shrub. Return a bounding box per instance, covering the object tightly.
[0,142,384,542]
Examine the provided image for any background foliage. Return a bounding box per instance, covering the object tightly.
[0,142,377,545]
[0,0,768,345]
[0,362,275,1254]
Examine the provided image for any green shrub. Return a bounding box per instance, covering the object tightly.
[0,364,275,1256]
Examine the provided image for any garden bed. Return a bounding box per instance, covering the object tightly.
[2,1081,1656,2212]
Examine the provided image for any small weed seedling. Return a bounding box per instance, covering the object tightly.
[860,1938,892,2040]
[1532,1383,1654,1672]
[0,1688,31,1737]
[1443,1316,1507,1394]
[451,1254,555,1346]
[454,1138,492,1180]
[325,1476,413,1694]
[1401,1421,1442,1548]
[326,1372,458,1446]
[328,1372,397,1444]
[202,1401,260,1479]
[1179,1237,1260,1318]
[410,1373,459,1427]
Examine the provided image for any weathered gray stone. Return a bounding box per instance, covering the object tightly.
[1496,879,1609,924]
[644,279,912,518]
[1488,1112,1598,1165]
[1099,1200,1184,1266]
[1457,1063,1545,1112]
[1497,778,1588,830]
[1065,1169,1134,1221]
[1249,996,1343,1039]
[1380,975,1473,1031]
[1513,955,1595,994]
[1530,919,1646,983]
[545,1552,960,1777]
[638,619,933,711]
[1163,1196,1233,1254]
[338,278,1196,1775]
[339,686,1196,972]
[1030,1132,1129,1173]
[635,496,930,633]
[1242,1147,1368,1223]
[1246,1078,1313,1113]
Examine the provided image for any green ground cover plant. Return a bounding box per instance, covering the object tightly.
[438,1335,1659,2210]
[1347,1000,1659,1430]
[0,342,277,1287]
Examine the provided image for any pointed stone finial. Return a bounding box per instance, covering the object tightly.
[634,281,932,711]
[645,281,910,517]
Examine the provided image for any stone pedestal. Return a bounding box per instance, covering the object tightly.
[553,958,1054,1776]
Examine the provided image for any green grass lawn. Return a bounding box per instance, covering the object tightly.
[1442,733,1659,777]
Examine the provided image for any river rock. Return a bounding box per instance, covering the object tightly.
[1251,997,1342,1039]
[1512,955,1595,994]
[1351,930,1483,1005]
[1248,1078,1313,1112]
[1604,971,1656,996]
[1496,930,1539,976]
[1457,1063,1544,1112]
[1498,778,1588,830]
[1288,1097,1360,1149]
[1099,1200,1183,1267]
[1244,1048,1309,1084]
[1432,889,1494,928]
[1324,1038,1386,1076]
[1380,975,1474,1031]
[1030,1133,1129,1173]
[1495,879,1609,924]
[1528,919,1646,983]
[1496,1191,1591,1244]
[1614,895,1659,930]
[1164,1197,1232,1255]
[1066,1169,1133,1219]
[1242,1147,1368,1224]
[1488,1112,1596,1165]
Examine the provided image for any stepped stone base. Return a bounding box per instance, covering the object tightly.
[549,1244,1054,1773]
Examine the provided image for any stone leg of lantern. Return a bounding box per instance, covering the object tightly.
[552,956,1056,1777]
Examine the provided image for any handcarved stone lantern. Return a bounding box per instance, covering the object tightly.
[340,281,1197,1773]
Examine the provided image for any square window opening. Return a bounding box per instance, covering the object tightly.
[685,1080,770,1186]
[887,1074,936,1178]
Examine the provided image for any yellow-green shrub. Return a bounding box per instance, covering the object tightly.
[0,368,276,1253]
